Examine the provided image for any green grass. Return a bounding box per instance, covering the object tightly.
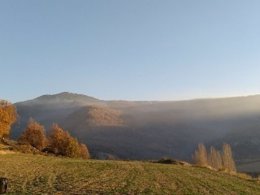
[0,153,259,194]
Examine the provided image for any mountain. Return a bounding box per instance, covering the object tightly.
[13,92,260,172]
[13,92,105,135]
[17,92,104,107]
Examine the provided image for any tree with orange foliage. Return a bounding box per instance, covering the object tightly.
[79,143,90,159]
[48,124,90,159]
[48,124,66,155]
[0,101,17,138]
[19,118,47,150]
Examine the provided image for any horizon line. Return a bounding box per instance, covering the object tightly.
[11,91,260,104]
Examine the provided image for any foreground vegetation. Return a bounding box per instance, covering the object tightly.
[193,143,237,172]
[0,153,259,194]
[1,101,90,159]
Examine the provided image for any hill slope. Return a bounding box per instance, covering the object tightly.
[13,92,260,169]
[64,105,124,130]
[0,153,259,194]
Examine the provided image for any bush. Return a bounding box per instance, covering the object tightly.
[18,118,47,151]
[79,144,90,159]
[48,124,90,159]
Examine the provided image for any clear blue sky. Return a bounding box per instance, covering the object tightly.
[1,0,260,102]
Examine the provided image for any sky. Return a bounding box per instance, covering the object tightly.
[1,0,260,102]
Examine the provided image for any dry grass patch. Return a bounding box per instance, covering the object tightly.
[0,153,259,194]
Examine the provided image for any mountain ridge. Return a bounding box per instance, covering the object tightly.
[11,92,260,173]
[15,91,260,104]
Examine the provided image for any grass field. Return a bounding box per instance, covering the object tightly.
[0,153,260,195]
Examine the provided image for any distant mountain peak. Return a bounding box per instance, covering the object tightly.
[17,92,103,106]
[37,92,99,100]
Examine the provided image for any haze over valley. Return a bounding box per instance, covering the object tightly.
[12,92,260,173]
[1,1,260,194]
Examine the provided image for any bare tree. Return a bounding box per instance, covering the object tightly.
[193,143,208,166]
[208,146,223,170]
[222,143,236,172]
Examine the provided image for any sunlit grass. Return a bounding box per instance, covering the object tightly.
[0,153,259,194]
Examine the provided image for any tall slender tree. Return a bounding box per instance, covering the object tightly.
[193,143,208,166]
[222,143,236,172]
[208,146,223,170]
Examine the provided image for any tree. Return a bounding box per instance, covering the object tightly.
[0,101,17,138]
[79,143,90,159]
[208,146,223,170]
[48,124,66,155]
[18,118,47,150]
[222,143,236,172]
[193,143,208,166]
[63,131,81,158]
[193,143,236,172]
[48,124,90,159]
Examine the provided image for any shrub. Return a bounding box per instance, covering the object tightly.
[79,143,90,159]
[48,124,90,159]
[18,118,47,150]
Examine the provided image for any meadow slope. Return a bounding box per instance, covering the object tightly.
[0,153,259,195]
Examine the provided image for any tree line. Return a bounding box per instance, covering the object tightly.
[0,101,89,159]
[19,119,90,159]
[193,143,236,172]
